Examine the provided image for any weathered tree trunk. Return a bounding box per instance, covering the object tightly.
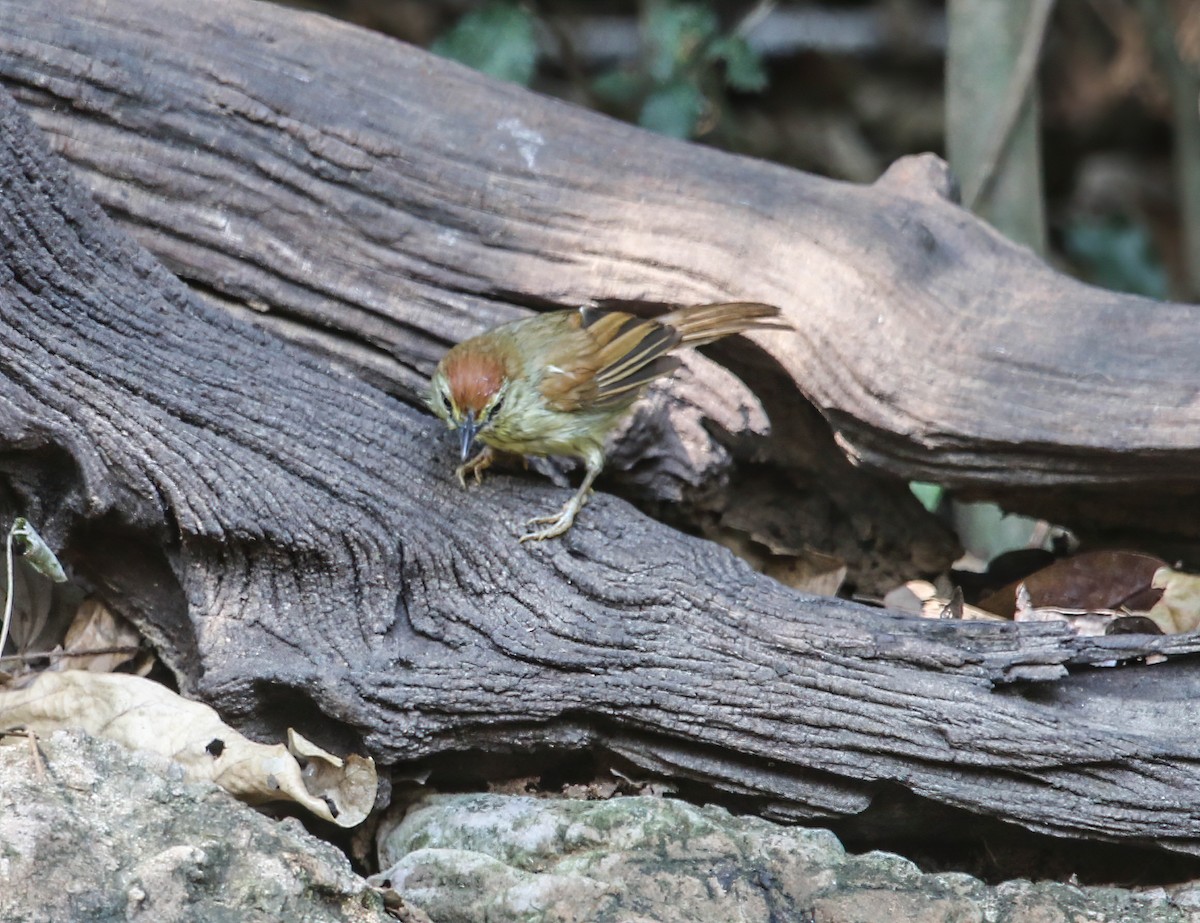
[5,0,1200,855]
[7,0,1200,534]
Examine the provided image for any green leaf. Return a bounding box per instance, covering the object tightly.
[908,482,945,514]
[592,69,643,106]
[1062,218,1168,299]
[10,518,66,583]
[639,80,707,138]
[707,35,767,93]
[645,2,719,84]
[432,2,538,86]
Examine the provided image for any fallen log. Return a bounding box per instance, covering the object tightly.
[6,0,1200,538]
[3,0,1200,855]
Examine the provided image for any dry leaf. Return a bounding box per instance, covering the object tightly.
[1013,607,1117,636]
[1147,567,1200,634]
[883,580,936,615]
[0,671,376,826]
[978,550,1165,618]
[712,527,848,595]
[1012,581,1162,637]
[52,599,144,673]
[938,586,965,620]
[882,580,1003,621]
[286,728,377,825]
[3,557,65,656]
[711,491,848,595]
[0,564,86,672]
[762,550,848,596]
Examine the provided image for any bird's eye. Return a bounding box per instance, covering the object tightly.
[438,391,452,413]
[487,394,506,420]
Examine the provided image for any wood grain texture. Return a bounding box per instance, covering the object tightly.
[4,0,1200,508]
[0,0,965,587]
[4,0,1200,853]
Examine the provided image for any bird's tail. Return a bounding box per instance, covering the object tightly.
[661,302,788,347]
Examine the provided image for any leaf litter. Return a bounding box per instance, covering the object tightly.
[0,670,376,827]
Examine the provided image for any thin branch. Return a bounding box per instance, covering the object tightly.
[0,645,142,665]
[0,524,15,660]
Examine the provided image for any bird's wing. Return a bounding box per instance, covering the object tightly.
[539,308,682,412]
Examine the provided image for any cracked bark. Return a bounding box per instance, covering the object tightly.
[4,0,1200,855]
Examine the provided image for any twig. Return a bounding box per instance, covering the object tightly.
[0,519,68,661]
[0,524,14,660]
[0,645,142,665]
[0,728,47,780]
[25,727,45,780]
[735,0,775,38]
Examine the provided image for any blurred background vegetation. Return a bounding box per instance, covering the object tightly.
[272,0,1200,304]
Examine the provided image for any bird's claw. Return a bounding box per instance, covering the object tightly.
[519,512,574,543]
[518,488,593,543]
[455,447,494,489]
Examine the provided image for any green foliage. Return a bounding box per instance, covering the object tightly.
[9,518,66,583]
[595,0,770,140]
[591,69,643,106]
[1,518,66,661]
[707,35,768,93]
[644,2,718,84]
[432,2,538,86]
[430,0,767,139]
[639,80,708,139]
[909,482,945,514]
[1062,218,1168,299]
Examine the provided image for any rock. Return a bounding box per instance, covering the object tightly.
[4,731,1194,923]
[0,730,394,923]
[375,793,1195,923]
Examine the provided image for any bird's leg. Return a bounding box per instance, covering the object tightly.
[455,445,496,488]
[520,457,602,543]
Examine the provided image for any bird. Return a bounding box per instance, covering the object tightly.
[428,301,786,542]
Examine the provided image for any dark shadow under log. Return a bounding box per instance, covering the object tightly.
[4,0,1200,857]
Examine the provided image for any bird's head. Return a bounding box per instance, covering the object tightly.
[428,346,513,461]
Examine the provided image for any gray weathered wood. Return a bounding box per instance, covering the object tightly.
[4,0,1200,854]
[4,0,1200,522]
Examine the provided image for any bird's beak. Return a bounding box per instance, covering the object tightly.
[459,411,479,462]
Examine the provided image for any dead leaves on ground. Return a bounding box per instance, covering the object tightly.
[52,599,152,674]
[887,549,1200,648]
[0,671,376,826]
[1146,567,1200,634]
[1,524,377,828]
[976,550,1165,619]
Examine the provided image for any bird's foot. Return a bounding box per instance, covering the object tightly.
[519,509,576,543]
[455,447,495,488]
[519,489,592,543]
